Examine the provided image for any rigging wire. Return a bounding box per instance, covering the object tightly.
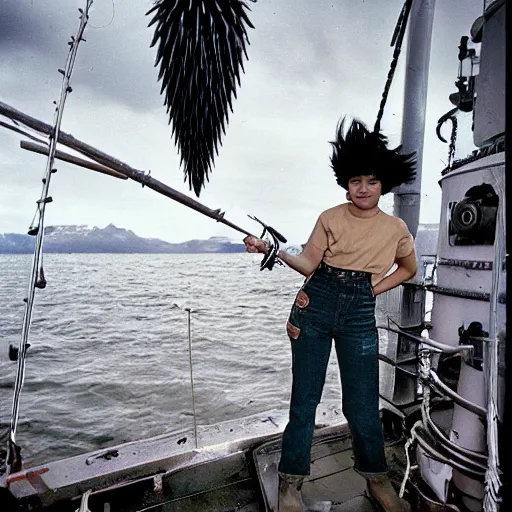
[89,0,115,30]
[374,0,414,134]
[5,0,95,476]
[185,308,199,449]
[447,114,458,170]
[0,120,48,146]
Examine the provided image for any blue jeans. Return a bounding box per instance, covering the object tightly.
[278,262,387,477]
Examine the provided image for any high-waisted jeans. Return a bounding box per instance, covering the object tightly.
[278,262,387,477]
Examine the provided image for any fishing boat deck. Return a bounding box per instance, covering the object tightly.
[127,430,382,512]
[3,406,412,511]
[136,429,407,511]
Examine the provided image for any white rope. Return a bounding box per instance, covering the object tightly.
[6,0,94,475]
[483,170,504,511]
[399,436,415,499]
[76,489,92,512]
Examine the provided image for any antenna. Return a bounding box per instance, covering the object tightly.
[5,0,95,476]
[185,308,199,449]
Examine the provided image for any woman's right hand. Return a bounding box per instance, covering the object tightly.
[243,235,269,254]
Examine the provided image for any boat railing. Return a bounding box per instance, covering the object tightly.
[377,322,475,356]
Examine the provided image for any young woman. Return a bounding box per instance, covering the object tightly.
[244,118,417,512]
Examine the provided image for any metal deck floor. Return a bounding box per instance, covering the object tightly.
[253,432,379,511]
[147,430,380,511]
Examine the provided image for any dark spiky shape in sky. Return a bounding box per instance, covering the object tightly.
[147,0,255,196]
[329,117,417,195]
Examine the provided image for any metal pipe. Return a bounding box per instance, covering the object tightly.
[410,422,485,479]
[377,324,474,355]
[421,398,488,465]
[429,370,487,419]
[394,0,436,237]
[20,140,127,180]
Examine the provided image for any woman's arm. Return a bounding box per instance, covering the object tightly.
[277,243,324,277]
[372,251,417,296]
[244,236,324,277]
[245,213,328,277]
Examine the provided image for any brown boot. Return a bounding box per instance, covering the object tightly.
[278,472,307,512]
[366,474,411,512]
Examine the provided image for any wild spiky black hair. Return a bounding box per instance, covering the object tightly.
[329,117,416,195]
[147,0,255,197]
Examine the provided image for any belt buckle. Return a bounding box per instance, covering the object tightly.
[337,271,346,279]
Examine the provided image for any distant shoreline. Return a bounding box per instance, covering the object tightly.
[0,224,249,255]
[0,250,248,255]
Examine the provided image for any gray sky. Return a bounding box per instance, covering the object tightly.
[0,0,482,243]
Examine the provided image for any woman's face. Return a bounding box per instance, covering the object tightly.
[347,175,382,210]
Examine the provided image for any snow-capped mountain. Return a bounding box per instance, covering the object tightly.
[0,224,246,254]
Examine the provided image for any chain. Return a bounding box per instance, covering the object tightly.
[374,0,414,134]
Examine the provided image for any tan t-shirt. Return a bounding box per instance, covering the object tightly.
[307,203,415,285]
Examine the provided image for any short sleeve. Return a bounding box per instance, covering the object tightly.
[307,214,329,253]
[396,221,415,259]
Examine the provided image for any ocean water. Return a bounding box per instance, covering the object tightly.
[0,253,387,469]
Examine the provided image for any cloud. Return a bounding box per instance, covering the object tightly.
[0,1,161,110]
[0,1,420,114]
